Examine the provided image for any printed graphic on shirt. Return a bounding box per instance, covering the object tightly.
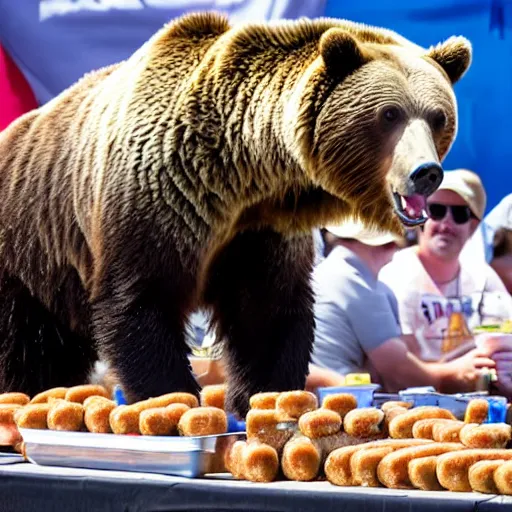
[421,294,472,326]
[417,290,511,361]
[415,294,474,360]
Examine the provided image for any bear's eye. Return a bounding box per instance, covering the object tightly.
[432,110,447,131]
[382,106,402,125]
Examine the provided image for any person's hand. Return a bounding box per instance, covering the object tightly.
[475,333,512,356]
[190,357,226,387]
[0,423,22,448]
[305,364,345,393]
[443,348,496,393]
[491,351,512,398]
[473,333,512,397]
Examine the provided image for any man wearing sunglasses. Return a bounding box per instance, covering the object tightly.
[311,217,500,394]
[379,169,512,368]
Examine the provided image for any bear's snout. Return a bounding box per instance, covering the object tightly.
[409,162,444,197]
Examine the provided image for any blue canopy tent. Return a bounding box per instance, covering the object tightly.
[325,0,512,213]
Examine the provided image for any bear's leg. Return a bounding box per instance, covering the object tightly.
[92,275,201,403]
[0,271,97,396]
[207,229,315,417]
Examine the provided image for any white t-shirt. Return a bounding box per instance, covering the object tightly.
[379,246,512,362]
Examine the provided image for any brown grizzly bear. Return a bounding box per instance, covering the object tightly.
[0,12,471,416]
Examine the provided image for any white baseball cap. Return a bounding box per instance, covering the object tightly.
[324,219,401,247]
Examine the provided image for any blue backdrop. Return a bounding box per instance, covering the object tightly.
[325,0,512,213]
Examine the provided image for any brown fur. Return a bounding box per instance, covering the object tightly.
[0,13,471,415]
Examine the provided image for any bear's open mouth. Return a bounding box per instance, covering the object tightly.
[392,192,428,227]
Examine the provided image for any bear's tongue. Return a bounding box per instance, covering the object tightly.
[402,193,426,220]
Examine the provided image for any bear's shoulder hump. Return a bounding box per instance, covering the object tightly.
[163,11,231,40]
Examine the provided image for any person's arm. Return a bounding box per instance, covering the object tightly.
[190,357,226,387]
[305,363,345,393]
[190,358,346,392]
[367,337,496,394]
[400,333,422,357]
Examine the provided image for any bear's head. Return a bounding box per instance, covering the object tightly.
[292,27,472,234]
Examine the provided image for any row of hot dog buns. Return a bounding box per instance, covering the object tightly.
[0,384,228,436]
[2,385,512,494]
[225,391,512,495]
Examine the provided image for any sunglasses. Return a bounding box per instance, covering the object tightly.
[427,203,474,224]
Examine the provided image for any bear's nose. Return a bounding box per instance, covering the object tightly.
[409,162,444,197]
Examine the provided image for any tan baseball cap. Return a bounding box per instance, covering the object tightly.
[325,219,401,247]
[437,169,487,220]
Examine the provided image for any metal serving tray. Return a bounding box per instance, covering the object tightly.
[19,428,245,478]
[0,452,24,465]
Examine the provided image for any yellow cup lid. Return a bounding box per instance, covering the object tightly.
[344,373,372,386]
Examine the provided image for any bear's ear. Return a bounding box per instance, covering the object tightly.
[427,36,472,85]
[319,28,371,80]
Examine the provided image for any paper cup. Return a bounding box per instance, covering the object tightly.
[475,332,512,353]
